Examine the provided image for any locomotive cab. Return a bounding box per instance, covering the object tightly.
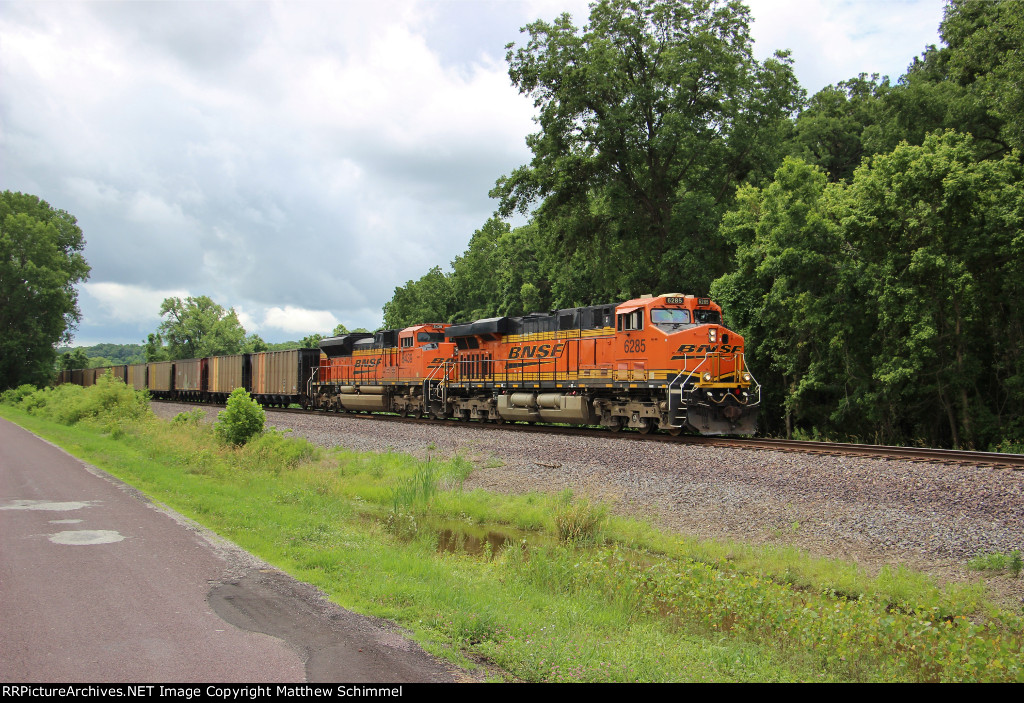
[397,324,456,380]
[613,294,759,435]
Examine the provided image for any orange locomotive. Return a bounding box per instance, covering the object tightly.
[312,294,759,435]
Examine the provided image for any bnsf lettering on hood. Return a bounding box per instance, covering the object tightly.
[508,343,566,359]
[671,343,743,359]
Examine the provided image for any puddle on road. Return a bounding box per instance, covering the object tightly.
[0,499,95,511]
[48,530,125,545]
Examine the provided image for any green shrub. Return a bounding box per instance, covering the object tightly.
[1,384,39,405]
[214,388,266,445]
[991,437,1024,454]
[968,550,1023,577]
[17,375,150,430]
[172,409,207,426]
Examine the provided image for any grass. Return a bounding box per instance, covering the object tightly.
[968,551,1023,578]
[2,385,1022,682]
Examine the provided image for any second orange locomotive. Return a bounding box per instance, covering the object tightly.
[313,293,759,435]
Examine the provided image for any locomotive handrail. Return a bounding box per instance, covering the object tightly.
[445,353,558,386]
[686,352,713,382]
[450,354,495,382]
[308,365,319,403]
[666,353,712,428]
[739,353,762,406]
[496,356,557,385]
[666,351,762,427]
[423,360,445,384]
[666,369,688,428]
[423,359,454,409]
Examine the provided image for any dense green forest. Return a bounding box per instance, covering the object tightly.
[382,0,1024,450]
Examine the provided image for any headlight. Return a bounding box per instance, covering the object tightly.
[742,372,751,382]
[702,372,712,382]
[709,328,717,342]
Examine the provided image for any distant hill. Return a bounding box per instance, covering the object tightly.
[57,343,146,366]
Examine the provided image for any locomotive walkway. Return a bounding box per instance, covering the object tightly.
[0,418,461,683]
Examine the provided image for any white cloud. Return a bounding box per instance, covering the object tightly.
[234,306,260,335]
[63,177,123,209]
[746,0,944,92]
[2,0,950,345]
[125,191,193,228]
[82,282,189,324]
[260,306,340,336]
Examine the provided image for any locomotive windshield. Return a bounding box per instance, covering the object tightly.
[651,308,691,332]
[694,309,721,325]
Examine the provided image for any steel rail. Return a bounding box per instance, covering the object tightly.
[152,400,1024,470]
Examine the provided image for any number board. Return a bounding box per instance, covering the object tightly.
[665,297,685,305]
[697,297,711,306]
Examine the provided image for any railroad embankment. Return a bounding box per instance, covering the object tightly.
[2,384,1021,682]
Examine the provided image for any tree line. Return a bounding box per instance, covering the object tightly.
[48,299,366,371]
[382,0,1024,450]
[142,295,369,362]
[0,197,356,381]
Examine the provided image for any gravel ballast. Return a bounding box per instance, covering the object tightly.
[152,402,1024,607]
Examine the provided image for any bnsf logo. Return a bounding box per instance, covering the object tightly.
[354,359,380,367]
[508,343,566,359]
[671,344,743,359]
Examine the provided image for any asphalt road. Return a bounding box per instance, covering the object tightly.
[0,418,460,683]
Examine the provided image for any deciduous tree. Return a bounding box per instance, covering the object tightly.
[713,133,1024,448]
[382,266,455,329]
[155,296,246,359]
[0,191,90,389]
[788,75,890,182]
[493,0,803,297]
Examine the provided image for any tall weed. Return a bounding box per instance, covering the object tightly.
[553,489,607,544]
[239,428,322,472]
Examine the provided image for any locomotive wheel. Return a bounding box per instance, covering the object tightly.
[667,427,683,436]
[638,419,655,434]
[607,417,623,432]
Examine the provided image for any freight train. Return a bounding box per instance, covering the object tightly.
[61,293,760,435]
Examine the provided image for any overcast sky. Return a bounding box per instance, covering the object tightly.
[1,0,946,346]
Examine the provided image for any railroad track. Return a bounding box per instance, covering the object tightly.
[154,400,1024,470]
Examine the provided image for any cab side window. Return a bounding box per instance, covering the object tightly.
[617,310,644,331]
